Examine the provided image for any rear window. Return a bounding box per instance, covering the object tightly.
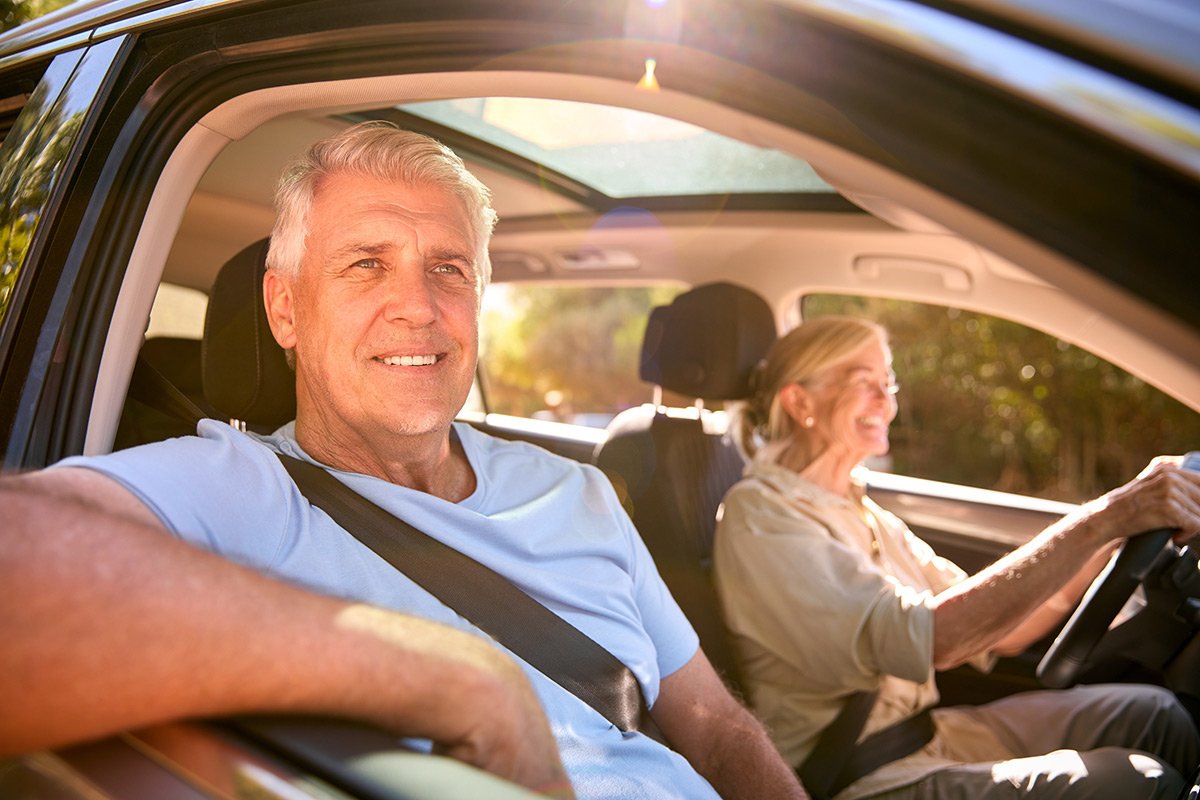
[478,284,685,428]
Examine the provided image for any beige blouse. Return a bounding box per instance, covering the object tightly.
[714,462,995,796]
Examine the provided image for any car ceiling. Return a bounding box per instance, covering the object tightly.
[151,66,1199,414]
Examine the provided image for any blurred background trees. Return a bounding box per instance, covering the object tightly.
[480,285,1200,504]
[1,0,74,33]
[804,293,1200,502]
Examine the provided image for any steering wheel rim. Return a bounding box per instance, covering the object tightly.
[1036,529,1174,689]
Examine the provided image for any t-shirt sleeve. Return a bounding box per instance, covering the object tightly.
[582,464,700,683]
[51,420,297,571]
[628,517,701,680]
[715,482,934,691]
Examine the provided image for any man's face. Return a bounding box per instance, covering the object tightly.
[265,171,482,447]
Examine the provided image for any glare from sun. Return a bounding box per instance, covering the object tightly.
[638,58,660,91]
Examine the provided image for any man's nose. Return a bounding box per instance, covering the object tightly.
[381,268,438,326]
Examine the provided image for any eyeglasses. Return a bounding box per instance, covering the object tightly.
[799,370,900,399]
[845,373,900,398]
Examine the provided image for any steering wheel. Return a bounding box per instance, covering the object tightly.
[1036,529,1175,689]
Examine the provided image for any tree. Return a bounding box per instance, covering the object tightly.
[1,0,75,33]
[804,294,1200,502]
[481,285,683,423]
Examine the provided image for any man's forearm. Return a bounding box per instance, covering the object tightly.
[0,471,570,795]
[697,706,810,800]
[653,652,808,799]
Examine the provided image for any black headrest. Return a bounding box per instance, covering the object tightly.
[639,282,777,400]
[202,238,297,427]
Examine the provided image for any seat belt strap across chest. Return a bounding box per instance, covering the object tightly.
[275,452,659,739]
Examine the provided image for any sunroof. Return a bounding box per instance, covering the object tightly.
[398,98,836,198]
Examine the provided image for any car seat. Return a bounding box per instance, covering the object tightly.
[118,237,295,444]
[201,237,296,430]
[114,335,219,448]
[593,282,777,690]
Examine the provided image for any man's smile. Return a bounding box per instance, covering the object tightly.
[375,354,440,366]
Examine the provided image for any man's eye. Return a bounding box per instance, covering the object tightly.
[432,263,464,276]
[352,258,382,270]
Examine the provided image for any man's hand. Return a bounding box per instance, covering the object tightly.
[336,606,573,797]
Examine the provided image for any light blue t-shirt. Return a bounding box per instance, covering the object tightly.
[58,420,712,799]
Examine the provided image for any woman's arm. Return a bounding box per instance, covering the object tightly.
[986,542,1117,657]
[932,459,1200,669]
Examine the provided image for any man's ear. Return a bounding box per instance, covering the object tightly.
[263,269,297,350]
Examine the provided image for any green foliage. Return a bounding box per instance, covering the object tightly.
[805,294,1200,502]
[1,0,74,32]
[481,284,684,423]
[0,78,84,323]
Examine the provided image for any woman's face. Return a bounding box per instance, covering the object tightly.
[804,337,898,465]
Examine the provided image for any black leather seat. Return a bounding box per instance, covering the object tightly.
[593,282,777,690]
[200,237,296,429]
[117,237,295,446]
[114,335,218,448]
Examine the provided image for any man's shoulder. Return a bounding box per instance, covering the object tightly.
[457,422,596,474]
[55,419,289,493]
[455,422,617,507]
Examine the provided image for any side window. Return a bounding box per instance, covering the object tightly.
[478,284,685,428]
[803,294,1200,503]
[0,57,60,325]
[146,282,209,339]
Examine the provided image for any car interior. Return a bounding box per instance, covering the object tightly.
[89,73,1200,466]
[54,59,1199,789]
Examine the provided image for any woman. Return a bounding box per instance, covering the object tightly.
[713,315,1200,799]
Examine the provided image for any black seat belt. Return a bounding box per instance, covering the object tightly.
[128,351,213,426]
[800,691,934,800]
[275,452,662,740]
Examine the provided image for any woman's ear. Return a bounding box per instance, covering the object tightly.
[263,269,297,350]
[778,383,812,426]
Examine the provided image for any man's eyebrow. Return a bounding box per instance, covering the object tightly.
[428,247,474,264]
[330,242,390,259]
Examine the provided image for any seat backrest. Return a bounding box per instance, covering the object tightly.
[114,335,218,449]
[201,237,297,429]
[594,282,776,689]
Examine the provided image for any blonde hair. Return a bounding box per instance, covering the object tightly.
[732,315,889,466]
[266,121,498,285]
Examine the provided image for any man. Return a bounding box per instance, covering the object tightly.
[0,122,808,799]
